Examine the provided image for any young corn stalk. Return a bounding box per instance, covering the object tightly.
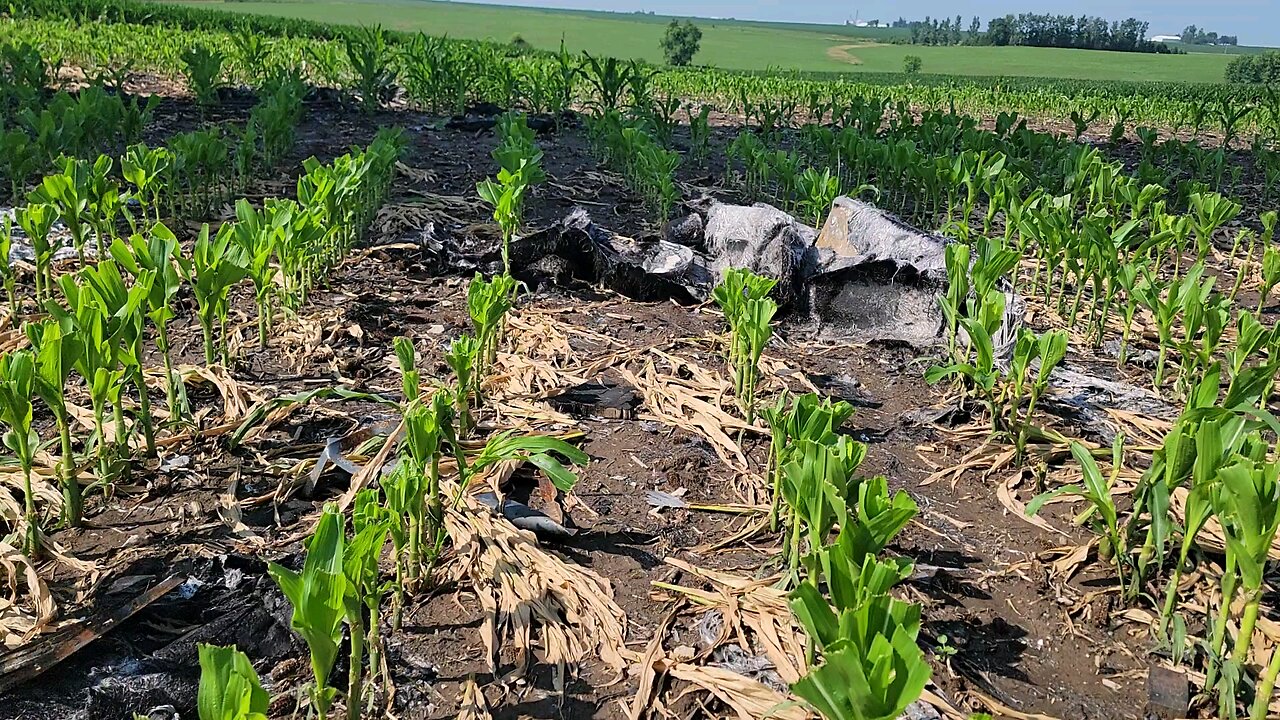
[0,351,41,556]
[30,157,92,266]
[445,335,479,436]
[467,272,517,388]
[181,223,249,366]
[1209,452,1280,718]
[1027,439,1130,596]
[79,260,159,456]
[15,203,58,303]
[0,217,17,317]
[762,393,855,533]
[342,505,390,720]
[230,199,280,348]
[25,320,85,527]
[712,268,778,424]
[110,224,186,423]
[268,505,347,717]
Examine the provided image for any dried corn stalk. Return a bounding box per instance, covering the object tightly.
[456,676,492,720]
[445,490,626,693]
[0,542,55,648]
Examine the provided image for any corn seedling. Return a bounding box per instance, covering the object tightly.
[445,334,478,435]
[30,158,92,266]
[342,506,390,720]
[0,217,17,317]
[343,25,396,113]
[268,504,347,716]
[229,199,281,347]
[939,243,969,362]
[762,393,855,532]
[197,643,270,720]
[79,258,158,456]
[110,223,186,422]
[0,351,40,556]
[712,268,778,424]
[778,436,866,579]
[25,319,84,527]
[467,272,516,384]
[182,223,249,366]
[392,336,420,405]
[1027,438,1130,596]
[1259,244,1280,313]
[181,44,224,107]
[1209,450,1280,717]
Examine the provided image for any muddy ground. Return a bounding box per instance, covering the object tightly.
[0,81,1189,720]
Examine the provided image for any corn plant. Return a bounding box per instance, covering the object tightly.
[712,268,778,424]
[16,202,62,305]
[182,223,249,366]
[445,334,478,435]
[49,275,122,483]
[268,504,347,716]
[79,259,158,456]
[30,157,92,266]
[1235,211,1276,302]
[343,25,396,113]
[1208,452,1280,718]
[925,288,1008,427]
[25,319,84,527]
[392,336,420,404]
[939,243,969,361]
[181,44,224,107]
[228,199,280,348]
[0,350,40,556]
[463,430,588,498]
[1188,191,1241,263]
[796,167,840,227]
[467,272,516,382]
[778,437,866,578]
[762,393,855,532]
[788,568,929,720]
[0,217,17,317]
[1259,244,1280,313]
[1028,438,1130,595]
[196,643,270,720]
[109,224,185,422]
[1133,263,1205,391]
[342,507,389,720]
[477,119,543,274]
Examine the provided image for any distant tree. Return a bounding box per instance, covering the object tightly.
[1226,52,1280,83]
[660,20,702,66]
[903,55,923,74]
[952,14,963,44]
[967,16,982,44]
[509,33,531,51]
[987,16,1013,46]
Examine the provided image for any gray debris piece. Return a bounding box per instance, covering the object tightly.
[700,201,816,305]
[503,197,981,345]
[1043,365,1178,442]
[475,492,578,538]
[803,197,951,345]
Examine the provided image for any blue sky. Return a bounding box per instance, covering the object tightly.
[443,0,1279,46]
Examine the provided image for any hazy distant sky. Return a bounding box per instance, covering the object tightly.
[441,0,1278,46]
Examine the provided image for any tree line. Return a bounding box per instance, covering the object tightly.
[895,14,1182,54]
[1181,25,1239,47]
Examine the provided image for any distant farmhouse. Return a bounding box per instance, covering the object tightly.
[846,19,881,27]
[1149,34,1182,42]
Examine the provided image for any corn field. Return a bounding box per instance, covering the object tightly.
[2,1,1280,720]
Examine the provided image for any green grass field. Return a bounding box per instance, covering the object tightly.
[165,0,1246,82]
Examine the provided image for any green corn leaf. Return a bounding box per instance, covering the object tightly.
[196,643,270,720]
